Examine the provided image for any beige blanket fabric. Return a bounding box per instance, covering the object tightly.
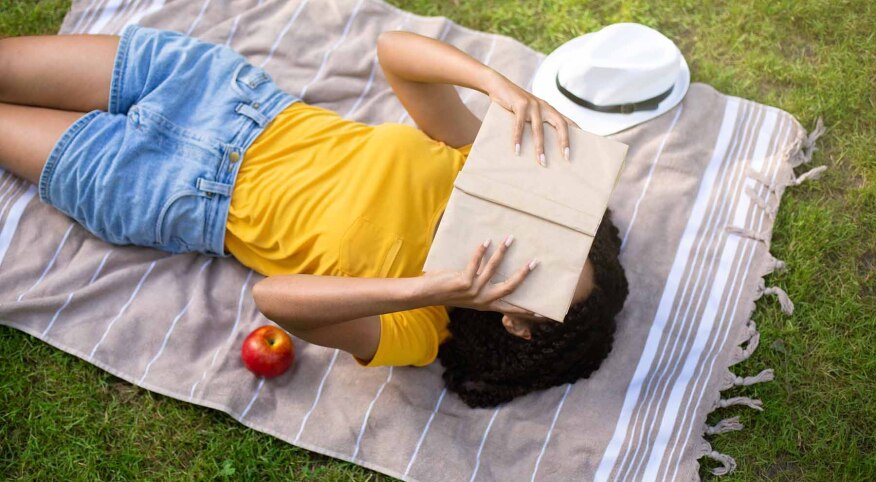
[0,1,824,480]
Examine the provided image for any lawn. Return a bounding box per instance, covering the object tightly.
[1,0,874,480]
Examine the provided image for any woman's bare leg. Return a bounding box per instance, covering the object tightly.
[0,34,119,112]
[0,102,86,184]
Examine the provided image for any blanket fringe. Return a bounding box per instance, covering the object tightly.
[704,416,744,435]
[721,368,775,390]
[737,319,758,343]
[763,255,787,276]
[696,441,738,476]
[744,166,780,200]
[707,451,738,476]
[746,116,826,199]
[715,396,765,411]
[764,286,794,314]
[790,165,828,186]
[753,278,795,315]
[791,116,825,168]
[745,185,778,219]
[725,225,772,250]
[730,325,760,366]
[696,117,824,479]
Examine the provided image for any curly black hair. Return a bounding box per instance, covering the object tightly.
[437,209,629,408]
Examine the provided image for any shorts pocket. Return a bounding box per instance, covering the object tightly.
[154,188,208,252]
[230,61,273,100]
[338,215,404,278]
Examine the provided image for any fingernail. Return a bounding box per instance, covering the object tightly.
[539,152,546,167]
[515,143,520,156]
[483,238,491,248]
[504,234,514,247]
[564,146,570,161]
[528,258,539,270]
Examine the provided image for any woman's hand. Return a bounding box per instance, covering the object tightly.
[419,236,539,316]
[486,73,580,167]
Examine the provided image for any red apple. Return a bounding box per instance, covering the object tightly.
[241,325,294,378]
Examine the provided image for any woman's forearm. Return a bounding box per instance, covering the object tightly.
[376,31,502,95]
[252,274,433,331]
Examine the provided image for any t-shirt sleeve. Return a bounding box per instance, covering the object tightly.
[457,142,474,157]
[353,305,451,367]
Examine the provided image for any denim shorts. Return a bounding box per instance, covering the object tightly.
[39,24,300,257]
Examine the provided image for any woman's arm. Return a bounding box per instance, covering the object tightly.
[252,275,426,364]
[252,238,537,333]
[252,274,425,331]
[377,30,500,148]
[252,239,537,364]
[377,31,578,165]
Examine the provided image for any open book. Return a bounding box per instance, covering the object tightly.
[423,101,628,320]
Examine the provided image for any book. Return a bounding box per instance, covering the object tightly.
[423,101,628,320]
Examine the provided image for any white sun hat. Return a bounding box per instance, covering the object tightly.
[531,23,690,136]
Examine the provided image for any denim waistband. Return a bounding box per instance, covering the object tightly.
[205,92,300,257]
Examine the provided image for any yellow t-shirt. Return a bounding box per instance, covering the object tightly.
[224,101,472,367]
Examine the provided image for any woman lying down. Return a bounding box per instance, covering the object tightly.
[0,25,627,407]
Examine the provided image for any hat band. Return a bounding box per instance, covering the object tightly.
[555,74,674,114]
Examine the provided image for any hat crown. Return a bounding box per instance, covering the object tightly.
[557,23,682,106]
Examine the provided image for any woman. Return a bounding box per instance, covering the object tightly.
[0,25,626,405]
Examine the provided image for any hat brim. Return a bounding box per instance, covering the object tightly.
[531,33,690,137]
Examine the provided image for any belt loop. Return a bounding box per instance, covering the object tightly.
[235,102,268,127]
[197,177,233,197]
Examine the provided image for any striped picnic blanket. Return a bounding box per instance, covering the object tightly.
[0,0,824,480]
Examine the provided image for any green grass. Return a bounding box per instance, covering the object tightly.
[2,0,874,480]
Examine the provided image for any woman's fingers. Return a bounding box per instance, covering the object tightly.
[475,235,513,290]
[545,114,571,162]
[504,91,581,165]
[513,102,526,156]
[466,234,539,311]
[530,104,545,166]
[465,239,491,281]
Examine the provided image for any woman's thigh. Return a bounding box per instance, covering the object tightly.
[0,34,119,113]
[2,25,300,257]
[0,102,86,184]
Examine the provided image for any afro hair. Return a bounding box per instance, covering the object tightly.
[437,209,629,408]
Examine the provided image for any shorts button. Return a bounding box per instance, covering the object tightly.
[229,151,240,163]
[252,102,260,109]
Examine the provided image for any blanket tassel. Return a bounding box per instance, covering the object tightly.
[745,185,778,219]
[705,416,744,435]
[745,166,779,196]
[747,117,825,201]
[725,225,772,250]
[722,368,775,390]
[763,255,787,276]
[697,441,738,476]
[715,396,764,411]
[764,286,794,314]
[753,278,795,315]
[790,165,828,187]
[791,116,826,168]
[730,328,760,366]
[707,450,738,476]
[738,319,758,342]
